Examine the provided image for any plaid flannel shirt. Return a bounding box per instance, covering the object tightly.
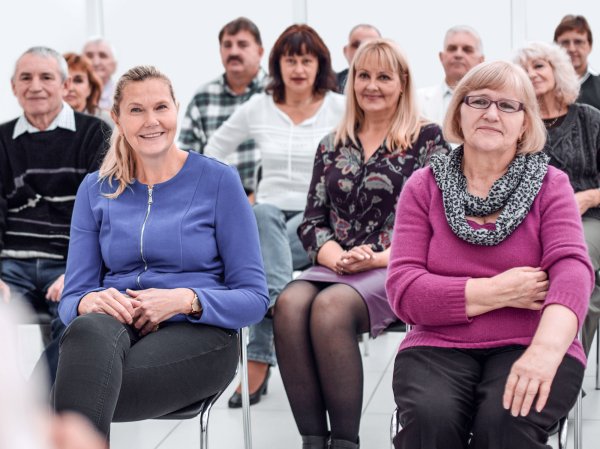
[178,69,268,191]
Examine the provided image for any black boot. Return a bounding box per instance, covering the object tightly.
[302,435,329,449]
[329,437,359,449]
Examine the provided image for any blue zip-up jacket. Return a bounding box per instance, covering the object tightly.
[59,152,269,329]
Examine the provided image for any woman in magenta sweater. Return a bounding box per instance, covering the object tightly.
[386,61,593,449]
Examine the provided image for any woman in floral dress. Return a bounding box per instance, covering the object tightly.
[273,39,450,449]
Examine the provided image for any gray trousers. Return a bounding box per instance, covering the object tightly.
[582,216,600,356]
[53,314,238,436]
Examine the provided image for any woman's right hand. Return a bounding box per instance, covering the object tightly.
[77,288,141,324]
[490,267,548,310]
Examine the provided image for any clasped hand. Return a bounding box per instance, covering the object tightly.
[334,245,380,275]
[491,267,549,310]
[78,287,192,336]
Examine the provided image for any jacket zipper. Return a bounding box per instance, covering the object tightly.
[136,185,153,288]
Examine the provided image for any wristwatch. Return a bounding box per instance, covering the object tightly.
[189,291,202,316]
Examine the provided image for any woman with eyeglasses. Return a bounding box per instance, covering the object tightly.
[515,41,600,358]
[387,61,592,449]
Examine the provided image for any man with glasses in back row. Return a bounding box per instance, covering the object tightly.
[336,24,381,93]
[554,14,600,111]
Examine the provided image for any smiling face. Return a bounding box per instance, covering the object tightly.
[112,78,178,161]
[219,30,264,80]
[12,53,68,127]
[353,53,402,119]
[280,52,319,97]
[522,58,556,100]
[64,68,91,112]
[440,31,484,87]
[460,87,526,155]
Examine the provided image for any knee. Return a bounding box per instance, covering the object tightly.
[311,290,355,329]
[253,203,283,225]
[61,313,127,348]
[405,393,467,428]
[274,286,303,325]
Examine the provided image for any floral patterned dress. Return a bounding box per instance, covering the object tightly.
[297,123,450,335]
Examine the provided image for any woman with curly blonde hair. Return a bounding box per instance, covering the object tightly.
[515,41,600,356]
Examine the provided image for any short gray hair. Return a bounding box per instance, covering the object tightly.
[348,24,382,40]
[514,41,580,106]
[13,47,69,82]
[444,25,483,54]
[83,36,117,60]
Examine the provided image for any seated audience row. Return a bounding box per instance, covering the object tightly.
[1,12,599,449]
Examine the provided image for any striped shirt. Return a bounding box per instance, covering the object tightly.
[0,112,110,261]
[178,70,268,191]
[12,102,76,138]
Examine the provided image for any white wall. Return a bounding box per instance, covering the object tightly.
[1,0,600,124]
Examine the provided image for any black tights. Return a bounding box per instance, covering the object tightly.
[274,280,370,442]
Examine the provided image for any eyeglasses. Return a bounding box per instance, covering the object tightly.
[463,96,525,113]
[557,38,589,49]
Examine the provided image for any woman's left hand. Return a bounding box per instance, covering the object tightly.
[335,245,386,274]
[127,288,194,336]
[502,344,564,417]
[574,189,600,215]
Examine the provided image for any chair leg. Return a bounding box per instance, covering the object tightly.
[240,327,253,449]
[573,330,584,449]
[199,398,218,449]
[596,318,600,390]
[573,389,583,449]
[557,416,568,449]
[390,408,399,449]
[363,333,370,357]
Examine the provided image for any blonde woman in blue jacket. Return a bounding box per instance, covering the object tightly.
[53,66,269,438]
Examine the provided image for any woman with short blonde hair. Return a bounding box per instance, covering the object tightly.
[388,61,591,448]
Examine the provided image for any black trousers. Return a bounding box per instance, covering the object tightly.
[392,345,584,449]
[53,313,239,436]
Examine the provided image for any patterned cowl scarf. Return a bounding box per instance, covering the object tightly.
[430,146,549,246]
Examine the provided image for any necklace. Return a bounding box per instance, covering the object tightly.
[543,116,560,129]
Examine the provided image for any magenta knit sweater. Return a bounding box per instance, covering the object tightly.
[386,166,593,366]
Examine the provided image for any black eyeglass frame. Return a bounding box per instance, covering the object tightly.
[463,95,525,113]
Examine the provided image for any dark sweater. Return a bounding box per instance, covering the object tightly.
[0,112,110,262]
[545,103,600,220]
[579,73,600,111]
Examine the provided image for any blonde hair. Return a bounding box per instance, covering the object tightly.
[443,60,547,154]
[335,39,422,151]
[99,65,176,198]
[514,41,580,107]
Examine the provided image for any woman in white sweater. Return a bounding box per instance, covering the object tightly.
[206,24,344,408]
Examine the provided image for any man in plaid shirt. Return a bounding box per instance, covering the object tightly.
[179,17,267,194]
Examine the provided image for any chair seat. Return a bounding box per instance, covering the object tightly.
[385,321,407,333]
[157,392,220,420]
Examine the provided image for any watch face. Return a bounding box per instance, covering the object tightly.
[192,296,201,313]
